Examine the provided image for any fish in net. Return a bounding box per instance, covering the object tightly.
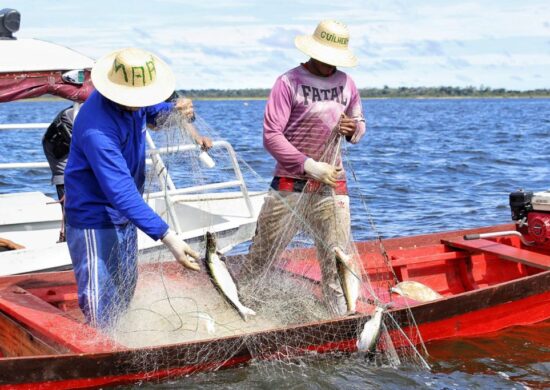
[79,106,431,378]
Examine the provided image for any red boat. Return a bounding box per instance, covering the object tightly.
[0,8,547,389]
[1,211,549,389]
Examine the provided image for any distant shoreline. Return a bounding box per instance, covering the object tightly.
[9,86,550,103]
[14,95,550,102]
[181,95,550,100]
[178,87,550,100]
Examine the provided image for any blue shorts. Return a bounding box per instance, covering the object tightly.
[66,224,138,329]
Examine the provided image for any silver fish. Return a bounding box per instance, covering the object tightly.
[356,305,384,353]
[205,232,256,321]
[334,246,361,315]
[391,280,443,302]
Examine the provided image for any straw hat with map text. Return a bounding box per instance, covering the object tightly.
[91,48,175,107]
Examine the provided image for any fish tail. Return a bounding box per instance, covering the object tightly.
[240,306,257,321]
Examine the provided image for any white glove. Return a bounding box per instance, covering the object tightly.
[304,158,340,187]
[161,230,200,271]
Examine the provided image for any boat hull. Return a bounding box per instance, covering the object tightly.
[0,224,548,389]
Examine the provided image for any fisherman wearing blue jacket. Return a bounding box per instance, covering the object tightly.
[64,48,211,329]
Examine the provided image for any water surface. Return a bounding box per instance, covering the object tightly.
[1,98,548,389]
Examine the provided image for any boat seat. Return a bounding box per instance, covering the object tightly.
[442,238,550,270]
[0,286,120,353]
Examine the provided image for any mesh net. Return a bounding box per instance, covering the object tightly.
[82,107,430,376]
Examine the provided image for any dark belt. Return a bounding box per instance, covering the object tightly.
[270,176,348,195]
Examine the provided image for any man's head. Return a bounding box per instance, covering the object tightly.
[295,20,357,68]
[306,58,336,77]
[91,48,175,108]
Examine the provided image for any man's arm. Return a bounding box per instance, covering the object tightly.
[145,101,173,126]
[180,121,213,150]
[338,113,365,143]
[146,99,212,150]
[263,77,308,175]
[0,238,24,250]
[341,78,366,144]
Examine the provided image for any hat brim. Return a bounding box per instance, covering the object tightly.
[91,50,175,107]
[295,35,358,67]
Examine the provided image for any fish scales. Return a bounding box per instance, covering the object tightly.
[334,246,360,314]
[205,232,256,321]
[357,306,384,353]
[391,280,443,302]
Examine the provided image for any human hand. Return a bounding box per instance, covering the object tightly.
[0,238,25,251]
[161,230,200,271]
[196,136,213,151]
[175,97,196,122]
[304,158,341,187]
[336,114,357,137]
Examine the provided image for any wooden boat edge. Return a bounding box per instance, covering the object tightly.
[0,223,548,388]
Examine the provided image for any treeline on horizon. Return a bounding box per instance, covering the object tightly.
[178,86,550,99]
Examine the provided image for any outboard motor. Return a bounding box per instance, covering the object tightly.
[465,190,550,246]
[509,190,533,222]
[510,190,550,246]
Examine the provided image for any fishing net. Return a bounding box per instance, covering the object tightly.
[82,106,430,377]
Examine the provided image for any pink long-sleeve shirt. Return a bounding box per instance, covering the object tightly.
[263,64,366,180]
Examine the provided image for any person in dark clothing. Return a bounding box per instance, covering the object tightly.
[42,105,75,241]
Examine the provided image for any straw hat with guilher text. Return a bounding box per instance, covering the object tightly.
[91,48,175,107]
[295,20,358,67]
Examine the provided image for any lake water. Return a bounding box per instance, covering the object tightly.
[0,98,548,388]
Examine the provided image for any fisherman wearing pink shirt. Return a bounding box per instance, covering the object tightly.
[242,20,366,316]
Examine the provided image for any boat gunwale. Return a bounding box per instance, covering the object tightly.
[0,223,548,386]
[0,268,547,386]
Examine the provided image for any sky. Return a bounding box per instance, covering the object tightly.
[11,0,550,90]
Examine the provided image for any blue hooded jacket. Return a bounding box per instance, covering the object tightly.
[64,90,171,240]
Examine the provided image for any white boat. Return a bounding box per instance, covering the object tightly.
[0,9,265,275]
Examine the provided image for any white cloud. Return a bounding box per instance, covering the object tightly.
[11,0,550,90]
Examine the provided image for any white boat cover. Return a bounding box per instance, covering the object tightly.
[0,38,95,102]
[0,38,93,73]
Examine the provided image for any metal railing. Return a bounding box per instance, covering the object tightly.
[144,138,255,232]
[0,123,255,233]
[0,123,51,130]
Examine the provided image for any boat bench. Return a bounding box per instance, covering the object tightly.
[443,238,550,271]
[0,285,120,354]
